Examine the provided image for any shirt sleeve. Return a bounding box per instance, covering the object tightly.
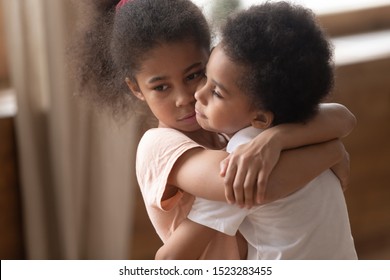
[188,197,249,236]
[136,128,203,210]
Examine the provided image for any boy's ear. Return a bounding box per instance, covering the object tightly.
[125,77,145,101]
[251,110,274,129]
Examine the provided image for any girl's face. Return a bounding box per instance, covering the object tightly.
[195,45,257,136]
[127,40,208,132]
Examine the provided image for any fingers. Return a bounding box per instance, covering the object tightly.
[219,157,229,177]
[223,157,257,208]
[333,149,350,192]
[343,152,351,191]
[256,170,268,204]
[223,159,237,204]
[243,170,256,208]
[341,177,350,192]
[340,165,351,192]
[223,155,250,208]
[231,167,246,208]
[221,142,276,208]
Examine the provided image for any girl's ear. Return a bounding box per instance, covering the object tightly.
[125,77,145,101]
[251,110,274,129]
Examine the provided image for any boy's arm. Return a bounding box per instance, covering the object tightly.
[155,219,218,260]
[221,103,356,205]
[168,138,345,204]
[263,139,346,203]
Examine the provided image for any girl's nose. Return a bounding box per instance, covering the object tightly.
[175,86,196,107]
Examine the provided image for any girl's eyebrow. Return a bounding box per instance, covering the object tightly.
[183,62,203,74]
[148,76,167,84]
[147,62,204,84]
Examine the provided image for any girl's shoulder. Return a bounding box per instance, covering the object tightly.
[143,127,188,138]
[137,128,203,156]
[141,127,194,145]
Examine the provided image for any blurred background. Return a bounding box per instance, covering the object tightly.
[1,0,389,260]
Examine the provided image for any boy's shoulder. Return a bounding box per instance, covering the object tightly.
[227,127,264,153]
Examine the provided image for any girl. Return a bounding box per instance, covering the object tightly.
[70,0,355,259]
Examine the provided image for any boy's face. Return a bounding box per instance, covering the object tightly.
[127,40,208,132]
[195,45,257,136]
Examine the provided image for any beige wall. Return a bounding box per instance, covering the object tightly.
[0,5,9,85]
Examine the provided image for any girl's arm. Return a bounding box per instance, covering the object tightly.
[155,219,218,260]
[160,139,346,259]
[168,132,346,202]
[155,219,248,260]
[221,103,356,206]
[168,103,355,204]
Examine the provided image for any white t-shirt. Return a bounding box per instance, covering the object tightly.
[188,126,357,259]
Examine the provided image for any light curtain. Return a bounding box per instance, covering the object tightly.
[1,0,139,259]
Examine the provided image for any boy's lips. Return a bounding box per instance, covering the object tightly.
[195,108,206,119]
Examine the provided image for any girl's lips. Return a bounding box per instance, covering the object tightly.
[179,112,196,121]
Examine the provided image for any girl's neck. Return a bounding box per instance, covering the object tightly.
[182,129,227,150]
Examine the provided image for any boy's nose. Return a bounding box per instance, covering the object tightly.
[194,83,207,103]
[196,75,207,92]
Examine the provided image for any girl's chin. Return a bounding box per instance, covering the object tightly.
[179,122,202,132]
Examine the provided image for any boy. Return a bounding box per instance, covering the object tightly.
[155,1,357,259]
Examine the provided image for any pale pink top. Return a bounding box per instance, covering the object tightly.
[136,128,241,259]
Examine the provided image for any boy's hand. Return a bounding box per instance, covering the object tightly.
[220,132,282,208]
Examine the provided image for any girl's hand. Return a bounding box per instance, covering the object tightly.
[220,130,282,208]
[331,144,351,191]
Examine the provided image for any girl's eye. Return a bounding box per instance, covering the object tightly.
[154,85,169,91]
[187,70,205,81]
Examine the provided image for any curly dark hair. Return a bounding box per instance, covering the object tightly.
[221,1,334,125]
[68,0,210,118]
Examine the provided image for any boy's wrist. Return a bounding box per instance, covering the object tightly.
[264,125,285,151]
[267,121,321,151]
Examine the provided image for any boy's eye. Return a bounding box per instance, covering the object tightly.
[212,89,223,98]
[154,85,169,91]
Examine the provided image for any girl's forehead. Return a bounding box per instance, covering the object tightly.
[151,40,208,59]
[139,41,209,74]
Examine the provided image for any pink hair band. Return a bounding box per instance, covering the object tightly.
[116,0,134,11]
